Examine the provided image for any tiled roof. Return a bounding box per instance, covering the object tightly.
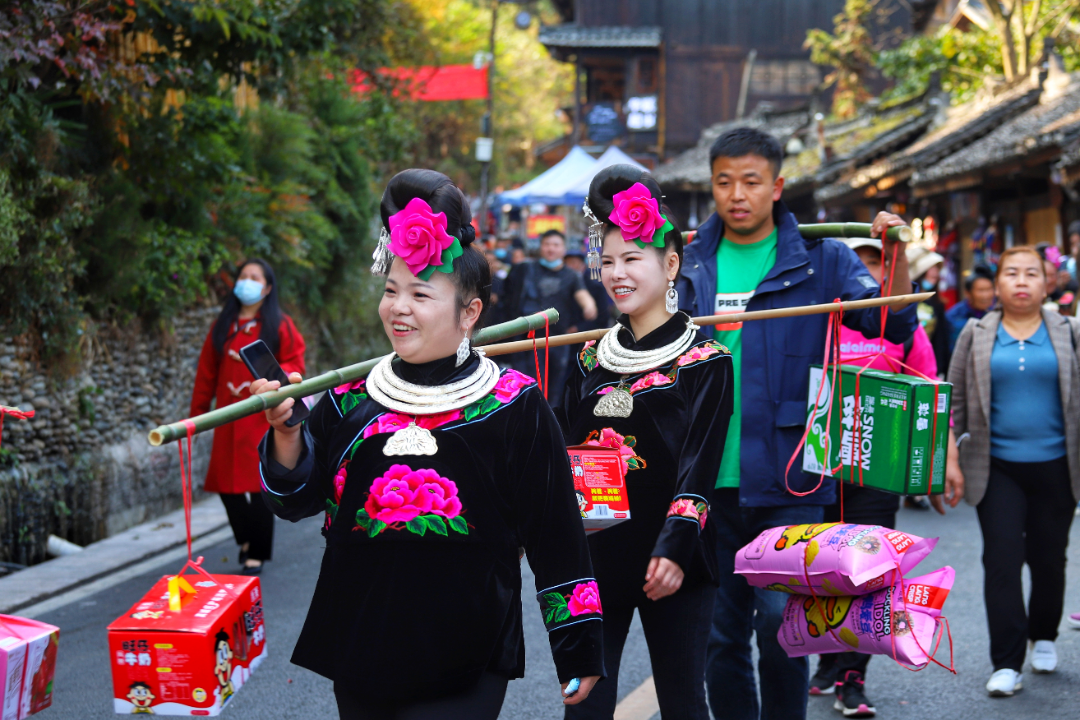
[913,73,1080,187]
[538,25,662,48]
[653,105,810,189]
[815,78,1041,202]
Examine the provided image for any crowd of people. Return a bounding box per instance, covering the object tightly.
[184,128,1080,720]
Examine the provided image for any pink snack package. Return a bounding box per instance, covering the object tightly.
[777,567,954,666]
[734,523,938,596]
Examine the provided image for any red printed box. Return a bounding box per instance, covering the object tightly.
[567,445,630,532]
[107,575,266,716]
[0,615,59,720]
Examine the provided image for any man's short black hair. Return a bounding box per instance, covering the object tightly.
[965,264,994,290]
[708,127,783,180]
[540,229,566,242]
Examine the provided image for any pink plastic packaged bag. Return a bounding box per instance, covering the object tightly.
[734,523,938,596]
[777,567,954,666]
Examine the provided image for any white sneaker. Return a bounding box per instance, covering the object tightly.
[1031,640,1057,673]
[986,669,1023,696]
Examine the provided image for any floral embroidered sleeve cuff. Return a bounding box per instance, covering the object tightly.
[536,579,603,633]
[651,494,710,572]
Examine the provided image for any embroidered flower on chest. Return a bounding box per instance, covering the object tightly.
[354,464,469,538]
[676,344,719,366]
[492,369,533,403]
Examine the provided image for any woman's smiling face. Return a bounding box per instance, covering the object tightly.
[600,228,678,317]
[379,258,478,363]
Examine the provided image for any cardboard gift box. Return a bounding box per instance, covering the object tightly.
[0,615,59,720]
[566,445,630,531]
[802,365,951,496]
[107,574,266,716]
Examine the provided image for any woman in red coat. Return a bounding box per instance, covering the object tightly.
[191,259,306,574]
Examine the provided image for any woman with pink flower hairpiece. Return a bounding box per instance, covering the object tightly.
[562,165,734,720]
[251,169,604,719]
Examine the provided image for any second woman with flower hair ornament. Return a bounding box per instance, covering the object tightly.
[563,165,734,720]
[254,169,604,719]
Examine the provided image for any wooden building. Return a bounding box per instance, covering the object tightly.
[540,0,915,163]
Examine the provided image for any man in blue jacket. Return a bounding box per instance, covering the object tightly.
[678,128,918,720]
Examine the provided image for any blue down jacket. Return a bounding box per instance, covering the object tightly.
[676,201,918,508]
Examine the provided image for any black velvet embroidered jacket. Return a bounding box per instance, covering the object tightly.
[259,353,605,700]
[562,312,734,596]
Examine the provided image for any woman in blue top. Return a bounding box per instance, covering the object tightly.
[950,245,1080,698]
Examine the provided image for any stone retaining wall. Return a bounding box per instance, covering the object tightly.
[0,308,221,566]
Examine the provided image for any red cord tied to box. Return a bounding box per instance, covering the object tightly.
[528,315,551,400]
[172,419,237,610]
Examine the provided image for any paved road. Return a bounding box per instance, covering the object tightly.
[26,499,1080,719]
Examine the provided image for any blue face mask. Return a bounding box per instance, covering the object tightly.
[538,258,562,270]
[494,248,509,260]
[920,279,937,292]
[234,278,265,306]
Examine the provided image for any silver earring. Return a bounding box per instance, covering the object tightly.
[455,333,471,367]
[583,199,603,281]
[371,227,393,276]
[666,281,679,314]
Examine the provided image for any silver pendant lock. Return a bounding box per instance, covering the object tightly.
[593,385,634,418]
[383,422,439,456]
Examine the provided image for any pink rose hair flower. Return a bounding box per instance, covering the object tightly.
[677,345,719,366]
[568,581,603,616]
[388,197,463,280]
[629,372,672,394]
[492,369,534,403]
[609,182,666,245]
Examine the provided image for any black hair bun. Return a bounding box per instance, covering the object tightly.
[380,168,473,242]
[458,222,476,247]
[587,164,663,222]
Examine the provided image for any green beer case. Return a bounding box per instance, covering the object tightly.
[802,365,951,496]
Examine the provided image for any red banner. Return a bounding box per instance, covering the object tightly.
[350,65,489,102]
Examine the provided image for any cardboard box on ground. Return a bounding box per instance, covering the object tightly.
[0,615,59,720]
[803,365,951,496]
[566,446,630,531]
[107,575,266,716]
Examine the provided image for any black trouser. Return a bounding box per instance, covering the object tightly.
[977,456,1075,672]
[219,492,275,561]
[565,582,713,720]
[818,484,899,680]
[334,672,508,720]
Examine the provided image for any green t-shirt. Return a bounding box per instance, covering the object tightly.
[715,228,778,488]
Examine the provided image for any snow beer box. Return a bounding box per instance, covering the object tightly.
[0,615,59,720]
[107,574,266,716]
[567,445,630,531]
[802,365,951,496]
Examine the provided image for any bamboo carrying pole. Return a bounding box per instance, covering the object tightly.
[479,292,934,358]
[148,292,932,446]
[147,309,562,446]
[797,223,912,243]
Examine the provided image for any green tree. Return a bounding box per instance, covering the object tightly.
[981,0,1080,82]
[804,0,891,118]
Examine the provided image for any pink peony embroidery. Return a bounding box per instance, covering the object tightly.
[333,465,348,504]
[667,497,708,530]
[417,409,463,430]
[629,372,672,394]
[363,412,414,439]
[492,369,534,403]
[333,379,366,395]
[388,197,457,277]
[414,473,463,518]
[567,581,603,616]
[597,386,614,395]
[609,182,665,244]
[677,344,719,366]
